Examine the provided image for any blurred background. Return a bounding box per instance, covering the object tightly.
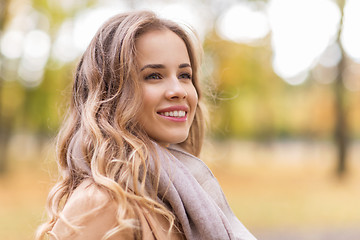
[0,0,359,239]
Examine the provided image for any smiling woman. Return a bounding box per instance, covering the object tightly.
[36,10,256,240]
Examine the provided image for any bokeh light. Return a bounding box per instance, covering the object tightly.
[19,29,51,87]
[216,2,269,44]
[52,20,79,63]
[268,0,341,85]
[343,62,360,91]
[318,43,342,68]
[73,4,129,52]
[0,30,25,59]
[138,1,211,40]
[341,0,360,62]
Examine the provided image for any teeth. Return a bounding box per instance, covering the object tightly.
[160,111,186,118]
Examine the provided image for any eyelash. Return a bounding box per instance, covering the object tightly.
[144,72,192,80]
[179,73,192,80]
[145,73,162,80]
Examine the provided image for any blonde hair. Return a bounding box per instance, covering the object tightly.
[36,10,205,239]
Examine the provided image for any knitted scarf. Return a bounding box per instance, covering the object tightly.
[146,143,257,240]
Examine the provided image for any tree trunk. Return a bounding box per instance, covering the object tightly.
[0,0,10,174]
[334,56,347,177]
[334,0,347,177]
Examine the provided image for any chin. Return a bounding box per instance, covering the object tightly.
[157,135,189,145]
[173,134,190,144]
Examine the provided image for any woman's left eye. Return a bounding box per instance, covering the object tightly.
[179,73,192,80]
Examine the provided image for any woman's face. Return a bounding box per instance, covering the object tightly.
[135,29,198,146]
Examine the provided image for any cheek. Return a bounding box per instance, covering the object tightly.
[137,86,154,122]
[141,85,157,108]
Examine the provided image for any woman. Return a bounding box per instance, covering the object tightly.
[36,10,257,240]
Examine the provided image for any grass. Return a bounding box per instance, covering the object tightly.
[1,139,359,239]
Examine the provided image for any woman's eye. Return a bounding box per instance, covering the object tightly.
[179,73,192,80]
[145,73,162,80]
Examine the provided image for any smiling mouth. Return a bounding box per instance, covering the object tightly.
[158,110,187,118]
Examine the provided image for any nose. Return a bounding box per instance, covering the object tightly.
[165,78,187,100]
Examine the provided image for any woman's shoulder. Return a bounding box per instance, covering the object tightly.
[49,179,134,240]
[49,179,184,240]
[65,179,113,212]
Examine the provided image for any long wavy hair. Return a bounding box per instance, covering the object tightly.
[36,10,205,239]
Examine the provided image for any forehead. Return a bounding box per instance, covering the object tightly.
[135,29,190,65]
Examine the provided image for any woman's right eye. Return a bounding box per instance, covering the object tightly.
[144,73,162,80]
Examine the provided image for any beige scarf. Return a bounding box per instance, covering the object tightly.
[146,143,257,240]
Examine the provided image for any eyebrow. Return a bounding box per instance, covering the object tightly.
[179,63,191,68]
[140,63,191,72]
